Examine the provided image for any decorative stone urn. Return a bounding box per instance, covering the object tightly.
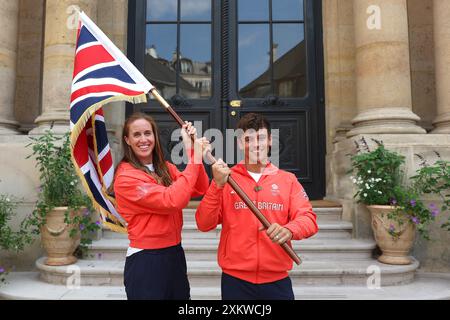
[40,207,81,266]
[367,205,415,265]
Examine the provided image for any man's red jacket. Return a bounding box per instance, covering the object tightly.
[196,162,318,284]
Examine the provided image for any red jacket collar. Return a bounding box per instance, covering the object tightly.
[232,161,279,178]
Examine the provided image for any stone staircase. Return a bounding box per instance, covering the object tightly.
[28,203,426,299]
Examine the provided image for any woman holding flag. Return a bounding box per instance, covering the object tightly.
[113,112,210,300]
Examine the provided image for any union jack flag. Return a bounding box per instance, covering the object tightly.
[70,11,153,233]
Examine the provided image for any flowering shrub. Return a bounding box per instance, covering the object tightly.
[389,186,437,240]
[349,137,405,205]
[22,131,100,255]
[411,153,450,232]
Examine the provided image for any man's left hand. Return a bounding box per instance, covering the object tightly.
[260,223,293,244]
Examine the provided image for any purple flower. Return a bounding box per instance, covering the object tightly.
[411,216,420,224]
[410,200,416,207]
[95,221,101,226]
[389,224,395,232]
[79,224,85,231]
[83,208,90,216]
[390,198,397,205]
[0,267,4,274]
[429,203,436,209]
[432,209,439,217]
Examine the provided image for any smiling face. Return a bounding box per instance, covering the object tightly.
[238,128,272,165]
[124,118,155,165]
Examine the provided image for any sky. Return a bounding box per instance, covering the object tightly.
[145,0,305,89]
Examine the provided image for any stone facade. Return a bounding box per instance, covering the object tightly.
[0,0,449,272]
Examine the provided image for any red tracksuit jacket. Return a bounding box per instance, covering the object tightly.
[195,162,318,284]
[114,161,209,249]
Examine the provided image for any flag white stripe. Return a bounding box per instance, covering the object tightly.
[71,78,145,94]
[76,41,101,55]
[94,114,105,123]
[102,166,114,188]
[70,91,122,109]
[72,61,119,86]
[97,144,110,161]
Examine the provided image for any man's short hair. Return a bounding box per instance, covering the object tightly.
[237,113,271,135]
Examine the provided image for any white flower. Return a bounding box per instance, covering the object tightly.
[365,184,370,189]
[70,181,75,186]
[378,191,382,194]
[367,170,371,174]
[6,198,10,202]
[363,193,368,197]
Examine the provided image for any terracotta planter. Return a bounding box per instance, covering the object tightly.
[367,205,416,265]
[40,207,81,266]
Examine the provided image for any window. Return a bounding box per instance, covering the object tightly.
[145,0,212,99]
[237,0,306,98]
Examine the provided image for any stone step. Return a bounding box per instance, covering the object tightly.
[87,238,376,261]
[186,260,419,287]
[189,272,450,299]
[102,220,353,241]
[3,271,450,300]
[182,221,352,240]
[34,257,419,288]
[181,207,343,224]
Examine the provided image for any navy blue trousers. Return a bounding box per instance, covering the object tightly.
[221,272,295,300]
[124,244,190,300]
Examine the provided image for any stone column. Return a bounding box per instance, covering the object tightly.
[30,0,98,135]
[431,0,450,133]
[348,0,426,136]
[0,1,20,134]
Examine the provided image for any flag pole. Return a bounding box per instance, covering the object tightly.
[148,88,301,265]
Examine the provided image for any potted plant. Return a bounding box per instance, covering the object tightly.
[349,137,440,265]
[23,130,100,266]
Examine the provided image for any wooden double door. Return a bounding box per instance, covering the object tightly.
[128,0,325,199]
